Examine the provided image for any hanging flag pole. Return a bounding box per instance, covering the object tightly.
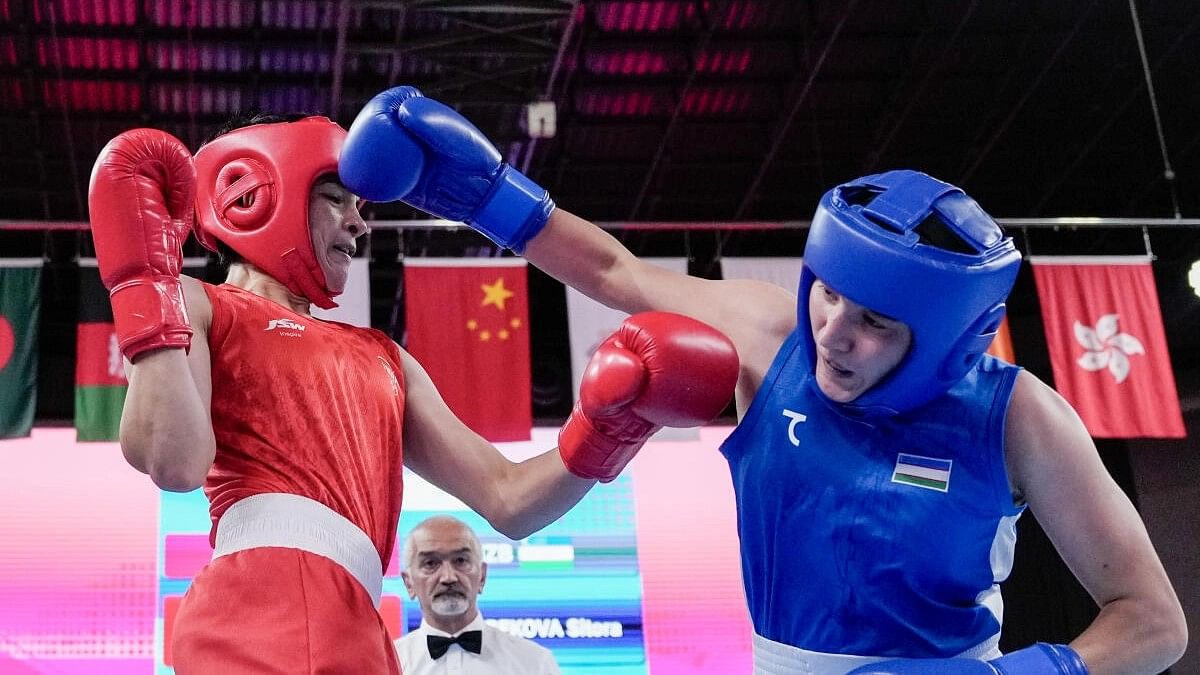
[74,260,127,442]
[0,259,42,439]
[403,258,533,442]
[75,259,207,442]
[1032,256,1185,438]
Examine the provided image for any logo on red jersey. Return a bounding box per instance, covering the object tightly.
[265,318,306,337]
[377,356,400,396]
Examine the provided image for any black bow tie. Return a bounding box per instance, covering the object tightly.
[427,630,482,659]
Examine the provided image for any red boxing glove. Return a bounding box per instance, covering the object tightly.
[88,129,196,361]
[559,312,739,482]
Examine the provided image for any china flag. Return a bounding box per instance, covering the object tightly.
[404,258,532,442]
[1032,257,1185,438]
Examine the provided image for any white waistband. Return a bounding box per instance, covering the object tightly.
[752,634,885,675]
[213,493,384,608]
[751,632,1002,675]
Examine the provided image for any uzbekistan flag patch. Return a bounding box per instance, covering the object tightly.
[891,453,952,492]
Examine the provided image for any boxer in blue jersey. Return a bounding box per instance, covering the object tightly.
[338,86,1187,675]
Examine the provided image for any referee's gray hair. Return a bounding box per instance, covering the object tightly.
[402,515,483,570]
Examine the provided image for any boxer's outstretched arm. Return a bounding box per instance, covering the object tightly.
[525,209,796,373]
[399,312,737,538]
[399,349,592,539]
[524,209,796,414]
[119,276,215,492]
[1004,371,1186,674]
[338,87,792,394]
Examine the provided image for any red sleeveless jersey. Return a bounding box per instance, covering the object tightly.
[201,282,406,565]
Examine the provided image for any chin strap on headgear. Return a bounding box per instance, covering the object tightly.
[798,169,1021,416]
[193,117,346,309]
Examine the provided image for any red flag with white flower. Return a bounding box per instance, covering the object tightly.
[1032,257,1185,438]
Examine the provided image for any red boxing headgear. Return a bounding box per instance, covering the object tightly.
[193,116,346,309]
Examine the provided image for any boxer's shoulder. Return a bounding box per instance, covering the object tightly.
[180,275,213,335]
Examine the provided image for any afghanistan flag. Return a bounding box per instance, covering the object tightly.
[75,259,206,441]
[75,261,127,441]
[0,259,42,438]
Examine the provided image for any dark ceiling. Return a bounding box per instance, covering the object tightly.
[1,0,1199,421]
[3,0,1200,223]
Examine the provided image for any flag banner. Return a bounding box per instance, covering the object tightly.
[1031,256,1185,438]
[312,257,371,328]
[0,259,42,438]
[564,258,698,441]
[985,316,1016,363]
[404,258,532,442]
[75,259,207,442]
[75,262,126,442]
[719,256,802,292]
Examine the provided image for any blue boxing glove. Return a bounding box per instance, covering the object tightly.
[339,85,555,253]
[847,643,1088,675]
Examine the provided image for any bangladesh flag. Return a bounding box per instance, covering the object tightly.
[75,259,207,441]
[0,260,42,439]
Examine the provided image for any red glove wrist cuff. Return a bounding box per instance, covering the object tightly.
[557,406,657,483]
[109,276,192,361]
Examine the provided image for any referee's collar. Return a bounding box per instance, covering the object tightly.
[420,610,484,638]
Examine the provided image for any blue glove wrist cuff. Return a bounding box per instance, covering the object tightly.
[471,165,554,253]
[994,643,1088,675]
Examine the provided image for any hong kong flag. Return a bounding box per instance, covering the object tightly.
[1032,257,1185,438]
[403,258,532,442]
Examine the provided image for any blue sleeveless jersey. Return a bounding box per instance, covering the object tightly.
[720,329,1025,658]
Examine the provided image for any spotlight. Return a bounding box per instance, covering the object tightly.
[521,101,556,139]
[1190,260,1200,299]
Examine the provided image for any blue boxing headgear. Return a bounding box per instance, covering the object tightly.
[798,170,1021,416]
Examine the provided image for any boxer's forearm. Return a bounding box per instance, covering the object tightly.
[1069,595,1187,675]
[486,449,594,540]
[121,348,215,492]
[523,209,653,315]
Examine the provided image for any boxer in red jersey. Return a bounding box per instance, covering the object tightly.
[87,114,740,674]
